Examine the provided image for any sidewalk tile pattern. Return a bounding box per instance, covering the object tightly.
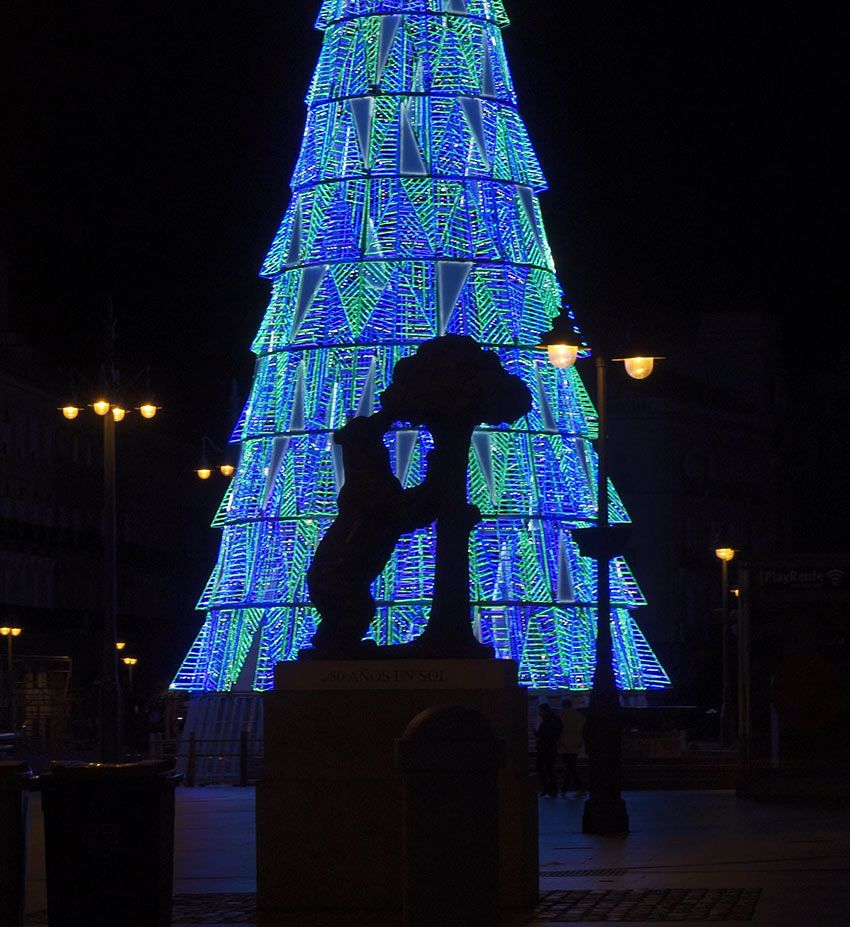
[533,888,761,922]
[25,888,761,925]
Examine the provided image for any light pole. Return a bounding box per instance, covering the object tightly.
[122,657,138,696]
[539,311,662,835]
[715,547,736,747]
[61,395,158,761]
[0,626,23,732]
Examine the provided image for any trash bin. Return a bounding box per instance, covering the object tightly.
[0,761,32,927]
[40,759,182,927]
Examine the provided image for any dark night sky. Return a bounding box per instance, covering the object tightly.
[3,0,847,443]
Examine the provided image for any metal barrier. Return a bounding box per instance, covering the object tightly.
[151,732,263,787]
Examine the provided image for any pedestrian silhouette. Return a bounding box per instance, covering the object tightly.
[535,703,562,798]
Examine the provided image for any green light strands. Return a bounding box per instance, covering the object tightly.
[171,0,670,693]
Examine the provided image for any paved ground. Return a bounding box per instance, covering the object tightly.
[24,788,850,925]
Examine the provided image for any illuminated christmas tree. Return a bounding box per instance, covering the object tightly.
[172,0,670,693]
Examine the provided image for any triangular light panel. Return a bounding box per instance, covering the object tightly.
[399,104,428,176]
[481,37,496,98]
[395,429,419,487]
[557,531,576,603]
[472,431,496,505]
[460,97,489,165]
[291,264,328,339]
[286,202,302,267]
[356,357,377,418]
[261,436,291,508]
[349,96,375,167]
[437,260,473,334]
[377,15,403,85]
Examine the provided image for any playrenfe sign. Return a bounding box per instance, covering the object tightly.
[758,567,849,591]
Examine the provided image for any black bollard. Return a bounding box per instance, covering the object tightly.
[0,762,32,927]
[395,706,505,927]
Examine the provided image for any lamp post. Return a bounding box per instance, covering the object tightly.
[715,547,736,747]
[195,436,235,480]
[0,626,23,732]
[60,395,158,761]
[122,657,138,696]
[539,310,662,835]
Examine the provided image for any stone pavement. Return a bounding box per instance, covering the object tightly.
[24,788,850,926]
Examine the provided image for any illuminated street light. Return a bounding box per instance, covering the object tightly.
[715,546,737,746]
[1,626,23,732]
[619,357,657,380]
[196,436,235,481]
[536,312,583,369]
[122,656,138,695]
[538,307,662,836]
[59,364,159,761]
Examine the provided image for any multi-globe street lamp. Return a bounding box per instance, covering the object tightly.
[121,656,138,696]
[195,436,235,480]
[60,394,158,761]
[0,626,23,732]
[539,309,662,835]
[715,547,737,747]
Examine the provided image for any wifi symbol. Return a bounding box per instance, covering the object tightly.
[826,569,845,588]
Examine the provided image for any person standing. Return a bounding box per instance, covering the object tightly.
[535,703,562,797]
[558,699,586,797]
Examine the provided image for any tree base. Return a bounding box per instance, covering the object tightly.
[582,797,630,835]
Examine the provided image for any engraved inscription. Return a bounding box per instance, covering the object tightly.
[319,668,447,686]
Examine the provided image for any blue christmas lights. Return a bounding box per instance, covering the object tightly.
[172,0,670,693]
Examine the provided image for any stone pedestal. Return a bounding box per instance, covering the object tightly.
[257,659,537,917]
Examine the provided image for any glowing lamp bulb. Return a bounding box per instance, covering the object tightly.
[122,657,138,666]
[0,628,10,636]
[623,357,655,380]
[139,404,157,420]
[115,641,126,651]
[93,400,110,416]
[62,406,80,420]
[220,464,235,477]
[196,468,212,481]
[11,628,21,637]
[715,548,736,562]
[546,343,579,369]
[112,407,126,422]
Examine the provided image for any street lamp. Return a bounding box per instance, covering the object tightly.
[538,310,662,835]
[715,547,736,747]
[195,436,235,480]
[0,626,23,732]
[60,391,158,761]
[121,656,138,695]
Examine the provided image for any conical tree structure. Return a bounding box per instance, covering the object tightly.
[172,0,670,693]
